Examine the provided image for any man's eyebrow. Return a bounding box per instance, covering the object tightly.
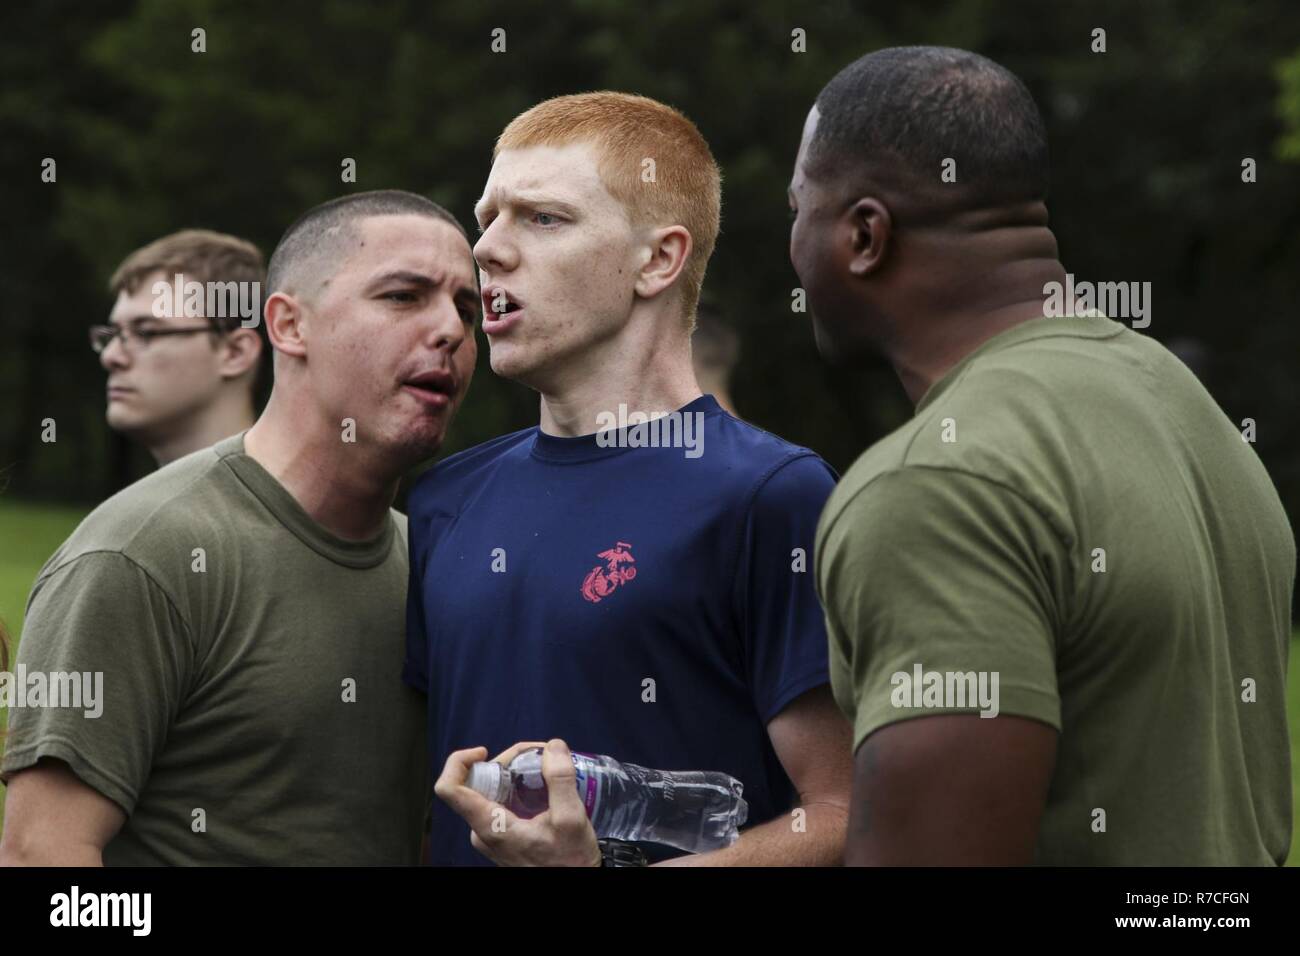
[363,270,438,292]
[109,314,162,327]
[475,190,578,222]
[510,190,577,208]
[454,285,482,314]
[365,269,481,310]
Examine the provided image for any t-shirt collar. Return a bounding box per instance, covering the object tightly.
[530,394,722,464]
[916,312,1125,414]
[215,431,396,569]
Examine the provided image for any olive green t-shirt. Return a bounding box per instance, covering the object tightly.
[816,314,1294,865]
[1,434,428,865]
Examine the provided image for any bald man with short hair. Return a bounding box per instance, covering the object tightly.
[790,47,1294,865]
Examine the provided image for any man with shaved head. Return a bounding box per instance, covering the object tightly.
[1,190,479,865]
[790,47,1294,865]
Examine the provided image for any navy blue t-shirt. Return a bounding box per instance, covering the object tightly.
[403,395,837,865]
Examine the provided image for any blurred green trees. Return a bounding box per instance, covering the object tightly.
[2,0,1298,522]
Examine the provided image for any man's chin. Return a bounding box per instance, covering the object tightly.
[487,343,540,385]
[811,316,879,369]
[106,407,153,437]
[388,420,448,469]
[811,319,851,366]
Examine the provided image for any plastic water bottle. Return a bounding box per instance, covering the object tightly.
[466,748,748,854]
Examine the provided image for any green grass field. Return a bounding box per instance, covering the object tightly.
[2,498,1300,862]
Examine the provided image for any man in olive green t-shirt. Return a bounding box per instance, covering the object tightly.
[0,190,481,865]
[789,48,1293,864]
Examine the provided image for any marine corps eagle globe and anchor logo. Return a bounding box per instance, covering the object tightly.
[581,541,637,603]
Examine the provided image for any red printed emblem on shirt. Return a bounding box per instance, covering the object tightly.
[581,541,637,603]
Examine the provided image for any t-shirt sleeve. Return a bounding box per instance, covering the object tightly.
[817,467,1065,752]
[736,453,839,723]
[402,507,430,695]
[0,551,193,815]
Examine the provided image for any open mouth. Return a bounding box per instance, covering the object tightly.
[482,285,522,316]
[402,370,454,408]
[482,286,525,335]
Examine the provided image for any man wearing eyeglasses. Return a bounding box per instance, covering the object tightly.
[90,229,267,466]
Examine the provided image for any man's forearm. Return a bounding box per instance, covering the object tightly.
[654,801,848,866]
[0,833,105,867]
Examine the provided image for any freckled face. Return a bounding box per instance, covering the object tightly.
[473,143,644,388]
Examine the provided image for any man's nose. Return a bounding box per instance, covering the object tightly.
[99,333,130,370]
[423,296,468,353]
[473,220,517,274]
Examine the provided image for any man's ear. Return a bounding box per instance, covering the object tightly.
[634,225,692,300]
[263,291,308,359]
[217,327,263,381]
[848,198,892,277]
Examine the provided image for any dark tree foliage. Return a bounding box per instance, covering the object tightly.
[2,0,1298,536]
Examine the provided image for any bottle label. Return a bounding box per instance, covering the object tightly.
[573,753,600,821]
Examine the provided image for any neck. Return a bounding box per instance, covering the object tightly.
[149,389,256,466]
[694,369,737,416]
[883,216,1066,406]
[536,304,702,437]
[888,292,1058,407]
[242,389,399,541]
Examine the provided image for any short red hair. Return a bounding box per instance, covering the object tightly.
[496,92,722,326]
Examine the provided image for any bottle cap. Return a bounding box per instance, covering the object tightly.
[466,761,506,803]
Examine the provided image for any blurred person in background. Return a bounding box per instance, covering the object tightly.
[93,229,268,466]
[691,301,741,417]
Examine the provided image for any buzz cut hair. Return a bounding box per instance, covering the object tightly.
[267,190,467,299]
[809,46,1049,213]
[495,91,722,327]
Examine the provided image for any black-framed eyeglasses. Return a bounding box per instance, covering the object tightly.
[89,323,216,354]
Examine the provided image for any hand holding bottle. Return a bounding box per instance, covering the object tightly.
[466,741,748,855]
[435,738,602,867]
